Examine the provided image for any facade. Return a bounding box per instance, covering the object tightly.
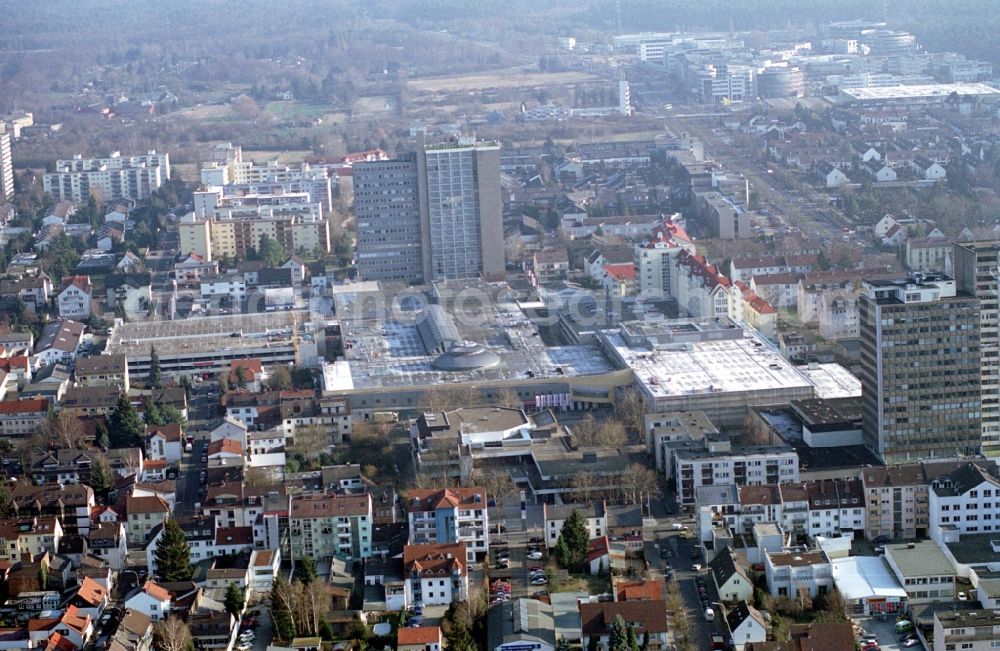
[402,542,469,607]
[0,398,49,437]
[954,241,1000,457]
[859,274,982,463]
[0,133,12,200]
[406,488,489,562]
[697,191,750,239]
[419,137,504,281]
[125,496,170,545]
[765,550,834,599]
[43,151,170,203]
[75,354,130,392]
[288,493,373,561]
[709,548,753,603]
[57,275,94,319]
[671,444,800,506]
[929,463,1000,539]
[933,610,1000,651]
[883,541,956,605]
[353,158,424,282]
[354,137,503,282]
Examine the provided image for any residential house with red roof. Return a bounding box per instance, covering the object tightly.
[63,576,109,620]
[0,397,49,437]
[406,488,489,562]
[56,276,93,320]
[123,581,171,622]
[601,262,637,300]
[397,626,442,651]
[228,359,263,392]
[145,423,182,464]
[402,542,468,607]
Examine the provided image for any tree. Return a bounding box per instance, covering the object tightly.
[145,397,164,427]
[162,404,186,426]
[43,410,88,449]
[270,577,297,642]
[224,581,245,617]
[148,346,162,389]
[234,365,247,389]
[615,387,646,437]
[555,510,589,572]
[258,234,285,267]
[85,454,113,494]
[420,384,482,412]
[267,365,293,391]
[496,388,523,410]
[295,557,318,585]
[609,615,629,651]
[627,624,640,651]
[108,393,145,448]
[443,608,477,651]
[95,420,111,449]
[154,518,192,582]
[573,414,627,447]
[154,616,193,651]
[618,463,660,505]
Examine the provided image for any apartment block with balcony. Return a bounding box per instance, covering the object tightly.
[929,463,1000,541]
[671,443,799,506]
[765,550,833,599]
[933,610,1000,651]
[402,542,469,607]
[406,488,488,562]
[289,493,373,561]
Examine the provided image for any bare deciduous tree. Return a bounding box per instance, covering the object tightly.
[615,386,647,440]
[420,385,482,413]
[573,414,627,448]
[44,410,89,449]
[154,616,192,651]
[617,463,659,505]
[495,388,523,410]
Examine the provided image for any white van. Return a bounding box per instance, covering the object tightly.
[704,607,715,622]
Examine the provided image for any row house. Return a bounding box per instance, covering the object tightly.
[0,274,51,313]
[862,461,975,541]
[125,496,170,545]
[749,273,802,309]
[0,517,63,560]
[88,521,128,570]
[406,488,489,562]
[29,449,96,485]
[289,493,373,561]
[0,398,49,437]
[11,483,94,536]
[730,254,819,285]
[74,354,130,392]
[806,477,866,539]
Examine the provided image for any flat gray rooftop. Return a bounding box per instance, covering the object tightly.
[106,311,319,357]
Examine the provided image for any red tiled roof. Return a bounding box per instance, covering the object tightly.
[616,580,665,602]
[228,359,263,385]
[215,526,253,546]
[398,626,442,646]
[60,275,92,294]
[0,398,49,414]
[403,542,467,579]
[207,439,243,456]
[75,577,107,607]
[126,495,169,515]
[603,263,636,281]
[406,488,486,512]
[146,423,182,442]
[141,580,170,602]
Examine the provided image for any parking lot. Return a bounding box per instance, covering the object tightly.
[854,616,923,651]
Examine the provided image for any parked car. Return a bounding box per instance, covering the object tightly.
[527,550,543,560]
[901,639,920,648]
[691,564,703,571]
[529,536,545,544]
[530,577,548,585]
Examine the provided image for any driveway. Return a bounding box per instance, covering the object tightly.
[246,600,273,651]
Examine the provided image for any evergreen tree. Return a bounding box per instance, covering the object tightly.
[224,582,245,617]
[270,577,296,641]
[557,638,571,651]
[235,366,247,389]
[145,397,164,426]
[154,518,192,582]
[162,405,186,426]
[85,456,113,494]
[96,421,111,449]
[148,346,162,389]
[295,557,318,585]
[444,618,476,651]
[108,393,145,448]
[555,509,590,571]
[627,624,640,651]
[257,235,286,267]
[609,615,629,651]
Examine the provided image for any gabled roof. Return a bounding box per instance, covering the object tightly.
[579,600,668,635]
[709,548,749,591]
[726,601,766,633]
[138,580,170,602]
[125,495,169,515]
[933,462,1000,497]
[72,576,108,607]
[207,438,243,457]
[615,580,664,602]
[406,487,486,512]
[146,423,182,442]
[402,542,467,579]
[59,275,92,294]
[397,626,442,646]
[602,263,636,281]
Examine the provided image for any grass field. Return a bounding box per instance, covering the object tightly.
[264,100,329,120]
[408,68,598,93]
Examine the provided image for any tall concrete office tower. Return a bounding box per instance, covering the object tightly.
[954,240,1000,458]
[353,157,423,282]
[859,273,982,463]
[353,136,504,283]
[417,135,503,281]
